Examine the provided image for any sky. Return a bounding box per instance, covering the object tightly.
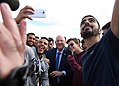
[2,0,115,40]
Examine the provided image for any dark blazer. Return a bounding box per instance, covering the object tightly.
[46,47,73,86]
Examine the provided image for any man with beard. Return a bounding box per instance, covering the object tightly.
[80,0,119,85]
[27,33,36,47]
[36,37,50,86]
[26,33,38,58]
[80,15,101,49]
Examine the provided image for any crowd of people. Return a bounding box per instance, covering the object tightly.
[0,0,119,86]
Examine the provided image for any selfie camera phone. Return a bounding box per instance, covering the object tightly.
[28,9,46,18]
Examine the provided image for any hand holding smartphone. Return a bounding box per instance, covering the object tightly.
[27,9,46,18]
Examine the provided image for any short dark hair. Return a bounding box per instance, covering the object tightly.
[41,37,48,41]
[48,37,54,42]
[67,38,80,44]
[35,36,39,39]
[27,33,35,37]
[81,15,100,29]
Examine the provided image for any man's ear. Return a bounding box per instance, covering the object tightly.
[98,29,102,34]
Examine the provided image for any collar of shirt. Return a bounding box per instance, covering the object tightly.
[56,48,65,54]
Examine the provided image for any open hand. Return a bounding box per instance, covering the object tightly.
[0,3,26,78]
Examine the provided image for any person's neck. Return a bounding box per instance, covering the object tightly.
[75,48,83,55]
[57,47,64,52]
[38,53,43,59]
[85,36,100,49]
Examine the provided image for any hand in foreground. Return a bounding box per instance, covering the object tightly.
[15,5,34,24]
[0,3,26,78]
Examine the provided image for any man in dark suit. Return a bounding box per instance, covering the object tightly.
[46,35,73,86]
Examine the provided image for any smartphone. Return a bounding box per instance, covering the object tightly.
[28,9,46,18]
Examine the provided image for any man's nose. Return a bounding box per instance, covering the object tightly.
[85,19,90,24]
[85,21,90,26]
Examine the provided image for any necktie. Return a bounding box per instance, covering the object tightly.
[56,52,61,83]
[56,52,61,70]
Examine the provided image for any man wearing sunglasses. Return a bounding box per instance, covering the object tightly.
[67,38,85,86]
[80,0,119,86]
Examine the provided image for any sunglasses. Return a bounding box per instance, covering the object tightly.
[69,43,74,47]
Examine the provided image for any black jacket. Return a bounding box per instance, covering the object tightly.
[0,60,28,86]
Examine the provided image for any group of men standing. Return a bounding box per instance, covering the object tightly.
[0,0,119,86]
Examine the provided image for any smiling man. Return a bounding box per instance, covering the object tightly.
[36,37,50,86]
[80,0,119,85]
[46,35,73,86]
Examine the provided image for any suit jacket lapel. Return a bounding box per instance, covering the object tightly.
[53,48,57,67]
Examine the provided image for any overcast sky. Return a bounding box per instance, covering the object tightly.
[10,0,115,40]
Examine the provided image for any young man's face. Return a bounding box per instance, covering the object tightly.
[68,40,79,53]
[48,41,54,49]
[34,37,39,47]
[80,16,100,39]
[27,34,36,47]
[37,39,48,54]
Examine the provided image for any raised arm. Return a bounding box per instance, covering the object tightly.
[111,0,119,38]
[15,5,34,24]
